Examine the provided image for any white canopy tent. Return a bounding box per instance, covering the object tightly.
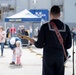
[5,9,41,22]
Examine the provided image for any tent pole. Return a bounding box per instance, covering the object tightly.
[12,23,14,27]
[4,22,6,31]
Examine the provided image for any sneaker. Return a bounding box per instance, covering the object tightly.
[15,64,21,66]
[10,62,15,65]
[19,64,21,66]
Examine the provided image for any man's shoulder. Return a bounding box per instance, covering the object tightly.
[41,22,49,27]
[40,22,49,30]
[64,24,70,29]
[63,24,71,32]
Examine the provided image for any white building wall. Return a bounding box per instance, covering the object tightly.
[16,0,28,12]
[64,0,76,23]
[0,0,14,5]
[30,0,51,10]
[52,0,63,5]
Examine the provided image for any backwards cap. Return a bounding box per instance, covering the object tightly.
[10,37,15,45]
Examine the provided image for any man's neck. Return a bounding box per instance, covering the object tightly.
[51,17,59,20]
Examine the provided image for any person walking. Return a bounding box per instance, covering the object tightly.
[30,5,72,75]
[0,26,6,56]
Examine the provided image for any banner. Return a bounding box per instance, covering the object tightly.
[30,9,49,21]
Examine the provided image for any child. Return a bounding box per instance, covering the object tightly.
[15,41,22,66]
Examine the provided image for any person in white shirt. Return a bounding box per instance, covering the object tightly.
[29,26,33,38]
[15,41,22,66]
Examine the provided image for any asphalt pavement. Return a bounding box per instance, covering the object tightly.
[0,47,42,75]
[0,45,76,75]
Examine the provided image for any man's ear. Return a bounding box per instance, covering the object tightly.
[50,13,52,16]
[50,13,53,19]
[58,13,60,17]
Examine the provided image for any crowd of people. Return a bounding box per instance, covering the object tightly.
[6,25,39,38]
[6,25,29,38]
[17,25,28,36]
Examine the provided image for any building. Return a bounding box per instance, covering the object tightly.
[0,0,76,31]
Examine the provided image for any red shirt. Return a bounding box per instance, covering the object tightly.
[10,27,16,34]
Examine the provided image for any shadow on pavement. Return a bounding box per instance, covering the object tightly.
[9,65,23,69]
[0,56,5,58]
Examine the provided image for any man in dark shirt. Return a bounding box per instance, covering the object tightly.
[30,5,72,75]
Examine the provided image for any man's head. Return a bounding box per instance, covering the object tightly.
[50,5,60,19]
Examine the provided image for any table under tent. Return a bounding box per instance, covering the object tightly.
[5,9,41,46]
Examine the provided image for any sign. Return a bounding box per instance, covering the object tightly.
[9,19,21,22]
[30,9,49,21]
